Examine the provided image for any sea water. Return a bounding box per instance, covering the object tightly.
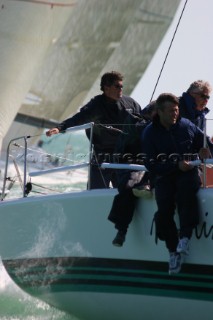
[0,131,89,319]
[0,260,79,320]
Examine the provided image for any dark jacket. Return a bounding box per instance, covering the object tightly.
[114,113,148,164]
[179,92,209,131]
[57,94,141,153]
[142,116,213,178]
[113,113,150,191]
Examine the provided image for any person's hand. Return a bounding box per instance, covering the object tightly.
[46,128,60,137]
[199,147,211,159]
[178,160,194,172]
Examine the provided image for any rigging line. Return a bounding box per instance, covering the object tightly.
[31,182,63,193]
[13,139,84,164]
[15,144,77,164]
[95,123,137,127]
[149,0,188,102]
[8,0,76,7]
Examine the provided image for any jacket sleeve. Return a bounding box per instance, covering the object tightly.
[121,95,142,116]
[57,98,99,131]
[130,99,142,116]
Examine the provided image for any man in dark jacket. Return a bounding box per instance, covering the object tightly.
[142,93,212,275]
[108,101,156,246]
[179,80,212,131]
[46,71,142,189]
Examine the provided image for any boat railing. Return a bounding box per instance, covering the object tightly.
[1,135,28,199]
[1,122,94,200]
[28,123,94,188]
[1,120,213,200]
[101,159,213,189]
[28,163,90,177]
[101,163,147,171]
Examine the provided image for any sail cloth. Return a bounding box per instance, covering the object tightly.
[0,0,180,153]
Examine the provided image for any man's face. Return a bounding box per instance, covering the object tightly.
[158,102,179,129]
[104,80,123,100]
[190,89,211,111]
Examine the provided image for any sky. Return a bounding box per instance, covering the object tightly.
[131,0,213,137]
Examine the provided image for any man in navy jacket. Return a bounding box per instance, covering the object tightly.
[142,93,212,275]
[46,71,141,189]
[179,80,212,131]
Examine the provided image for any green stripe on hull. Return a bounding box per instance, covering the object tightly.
[3,257,213,302]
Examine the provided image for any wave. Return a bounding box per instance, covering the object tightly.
[0,261,78,320]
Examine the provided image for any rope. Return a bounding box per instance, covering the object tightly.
[12,142,77,165]
[31,182,63,193]
[8,0,76,7]
[149,0,189,102]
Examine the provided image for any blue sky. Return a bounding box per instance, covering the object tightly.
[132,0,213,137]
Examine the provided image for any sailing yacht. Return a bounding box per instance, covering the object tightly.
[0,121,212,320]
[0,1,212,320]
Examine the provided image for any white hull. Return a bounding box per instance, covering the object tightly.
[0,188,212,319]
[37,292,213,320]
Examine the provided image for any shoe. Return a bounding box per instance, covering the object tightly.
[176,237,189,255]
[132,185,152,198]
[168,252,182,275]
[112,231,126,247]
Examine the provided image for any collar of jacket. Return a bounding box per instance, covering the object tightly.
[181,92,209,118]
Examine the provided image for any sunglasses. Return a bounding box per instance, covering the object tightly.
[195,93,210,100]
[113,84,123,89]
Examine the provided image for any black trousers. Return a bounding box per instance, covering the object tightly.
[108,172,150,232]
[88,151,119,189]
[108,188,137,233]
[154,170,201,252]
[89,164,118,189]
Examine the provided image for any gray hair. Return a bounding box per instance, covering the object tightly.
[187,80,212,94]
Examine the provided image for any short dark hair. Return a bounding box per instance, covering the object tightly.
[100,71,123,91]
[156,93,179,111]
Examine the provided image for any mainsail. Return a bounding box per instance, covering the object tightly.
[0,0,180,153]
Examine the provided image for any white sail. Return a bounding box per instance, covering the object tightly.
[0,0,180,153]
[0,0,75,152]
